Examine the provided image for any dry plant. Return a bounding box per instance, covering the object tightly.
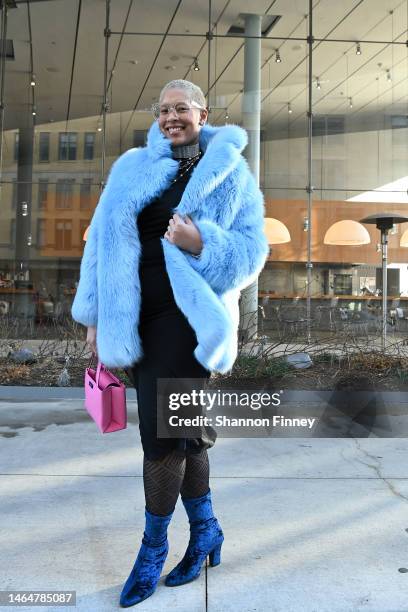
[226,305,408,388]
[1,301,408,389]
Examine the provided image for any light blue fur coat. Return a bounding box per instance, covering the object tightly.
[71,120,269,373]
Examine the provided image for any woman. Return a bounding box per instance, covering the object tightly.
[71,79,268,608]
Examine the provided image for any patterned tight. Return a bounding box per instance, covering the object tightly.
[143,448,210,516]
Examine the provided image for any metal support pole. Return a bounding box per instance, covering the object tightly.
[360,214,408,351]
[381,229,388,350]
[101,0,110,191]
[306,0,314,343]
[0,1,7,182]
[14,125,34,321]
[239,13,262,344]
[207,0,212,106]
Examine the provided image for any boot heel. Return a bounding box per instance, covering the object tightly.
[208,542,222,567]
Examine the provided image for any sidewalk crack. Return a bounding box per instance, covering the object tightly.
[352,437,408,504]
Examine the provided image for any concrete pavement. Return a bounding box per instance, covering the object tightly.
[1,389,408,611]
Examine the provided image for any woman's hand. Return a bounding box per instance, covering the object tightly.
[164,213,203,255]
[86,325,98,356]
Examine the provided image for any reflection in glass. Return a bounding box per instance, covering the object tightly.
[1,0,408,357]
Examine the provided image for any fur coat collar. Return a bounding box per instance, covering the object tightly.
[71,121,268,373]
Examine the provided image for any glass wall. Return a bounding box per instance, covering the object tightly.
[1,0,408,376]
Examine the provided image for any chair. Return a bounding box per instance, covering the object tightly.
[347,311,370,338]
[332,307,349,332]
[312,305,324,330]
[263,304,282,335]
[281,306,308,338]
[0,300,9,315]
[395,307,408,333]
[315,304,335,331]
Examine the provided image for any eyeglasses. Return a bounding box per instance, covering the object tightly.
[151,101,205,120]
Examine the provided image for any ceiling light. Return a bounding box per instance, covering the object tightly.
[400,229,408,247]
[316,77,321,90]
[386,69,392,82]
[193,58,200,71]
[32,106,36,116]
[225,109,229,120]
[356,42,362,55]
[324,220,370,245]
[288,103,292,114]
[30,73,36,86]
[264,218,291,244]
[349,97,353,108]
[275,49,281,63]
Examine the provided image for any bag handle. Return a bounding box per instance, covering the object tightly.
[96,359,106,389]
[88,352,105,389]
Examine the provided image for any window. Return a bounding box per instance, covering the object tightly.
[39,133,50,162]
[37,218,46,248]
[133,130,147,148]
[14,133,19,161]
[38,179,49,209]
[79,219,90,243]
[55,220,72,250]
[56,178,75,209]
[391,116,408,147]
[391,115,408,129]
[58,132,77,160]
[84,133,95,160]
[312,115,345,137]
[80,178,92,209]
[312,115,345,147]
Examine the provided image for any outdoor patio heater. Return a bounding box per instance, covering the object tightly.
[360,212,408,350]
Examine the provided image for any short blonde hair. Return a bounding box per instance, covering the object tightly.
[159,79,207,108]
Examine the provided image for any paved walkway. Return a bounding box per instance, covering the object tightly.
[1,388,408,611]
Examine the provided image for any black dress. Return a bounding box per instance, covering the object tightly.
[126,158,216,460]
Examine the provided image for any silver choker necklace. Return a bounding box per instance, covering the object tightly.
[171,142,200,160]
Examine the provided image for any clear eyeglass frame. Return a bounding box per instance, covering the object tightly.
[151,100,206,120]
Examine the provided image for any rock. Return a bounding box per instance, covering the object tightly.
[9,348,37,364]
[285,352,313,369]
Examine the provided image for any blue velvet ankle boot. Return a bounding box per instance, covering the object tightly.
[119,508,173,607]
[165,488,224,587]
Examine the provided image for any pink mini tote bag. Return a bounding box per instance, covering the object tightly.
[84,355,127,433]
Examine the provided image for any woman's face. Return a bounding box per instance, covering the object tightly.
[158,88,208,146]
